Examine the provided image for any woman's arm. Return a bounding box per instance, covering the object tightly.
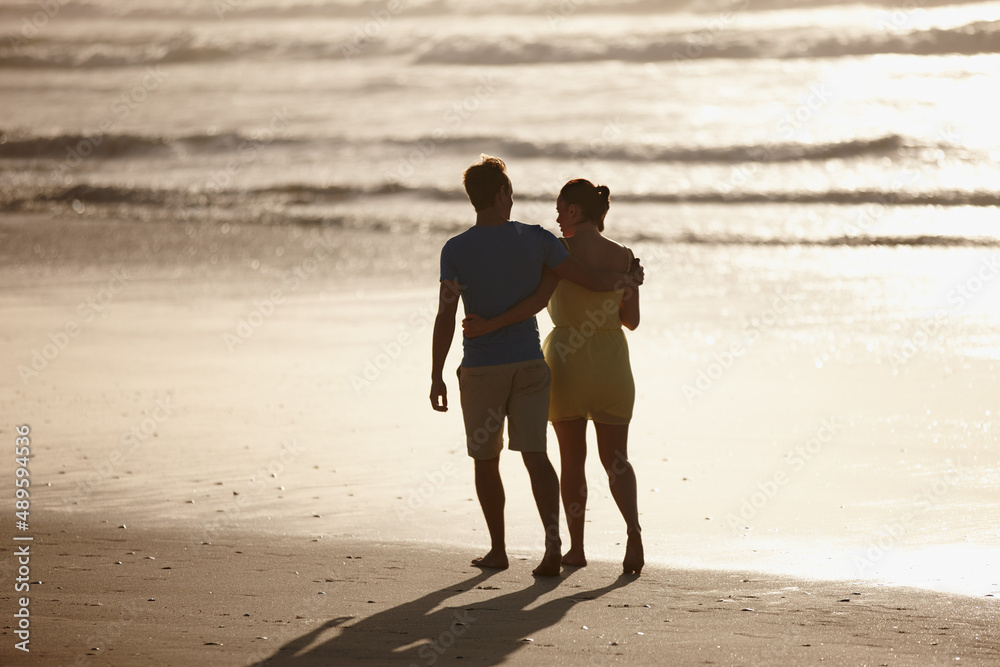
[620,282,640,330]
[463,267,561,338]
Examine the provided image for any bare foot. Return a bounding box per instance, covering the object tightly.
[471,550,509,570]
[532,548,562,577]
[561,547,587,567]
[622,534,644,575]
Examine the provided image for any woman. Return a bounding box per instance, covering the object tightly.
[463,178,643,575]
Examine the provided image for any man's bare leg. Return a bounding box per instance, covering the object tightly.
[521,451,562,576]
[554,419,588,566]
[472,456,508,569]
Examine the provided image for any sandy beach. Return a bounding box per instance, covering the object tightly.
[1,212,998,665]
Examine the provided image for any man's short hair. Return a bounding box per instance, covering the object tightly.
[463,154,511,212]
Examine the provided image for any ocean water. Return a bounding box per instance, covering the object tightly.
[2,0,999,592]
[2,0,999,244]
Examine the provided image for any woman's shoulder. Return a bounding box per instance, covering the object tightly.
[608,237,631,253]
[599,236,632,267]
[595,232,629,250]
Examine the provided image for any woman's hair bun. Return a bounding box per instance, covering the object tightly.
[559,178,611,229]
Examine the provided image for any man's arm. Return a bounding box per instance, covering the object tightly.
[430,280,461,412]
[552,255,644,293]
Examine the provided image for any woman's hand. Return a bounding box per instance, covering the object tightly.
[462,314,492,338]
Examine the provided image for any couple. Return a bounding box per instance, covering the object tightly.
[429,155,644,576]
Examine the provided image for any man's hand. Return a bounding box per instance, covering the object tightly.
[629,257,644,287]
[430,378,448,412]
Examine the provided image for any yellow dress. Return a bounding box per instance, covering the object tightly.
[542,244,635,424]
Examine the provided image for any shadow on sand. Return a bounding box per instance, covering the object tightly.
[253,568,636,665]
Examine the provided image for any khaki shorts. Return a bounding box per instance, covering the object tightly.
[458,359,551,460]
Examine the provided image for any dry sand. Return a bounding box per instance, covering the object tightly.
[1,213,998,665]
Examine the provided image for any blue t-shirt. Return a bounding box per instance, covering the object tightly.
[440,220,568,367]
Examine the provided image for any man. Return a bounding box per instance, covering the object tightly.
[430,155,643,576]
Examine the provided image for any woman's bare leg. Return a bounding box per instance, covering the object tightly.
[554,418,588,566]
[594,422,643,574]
